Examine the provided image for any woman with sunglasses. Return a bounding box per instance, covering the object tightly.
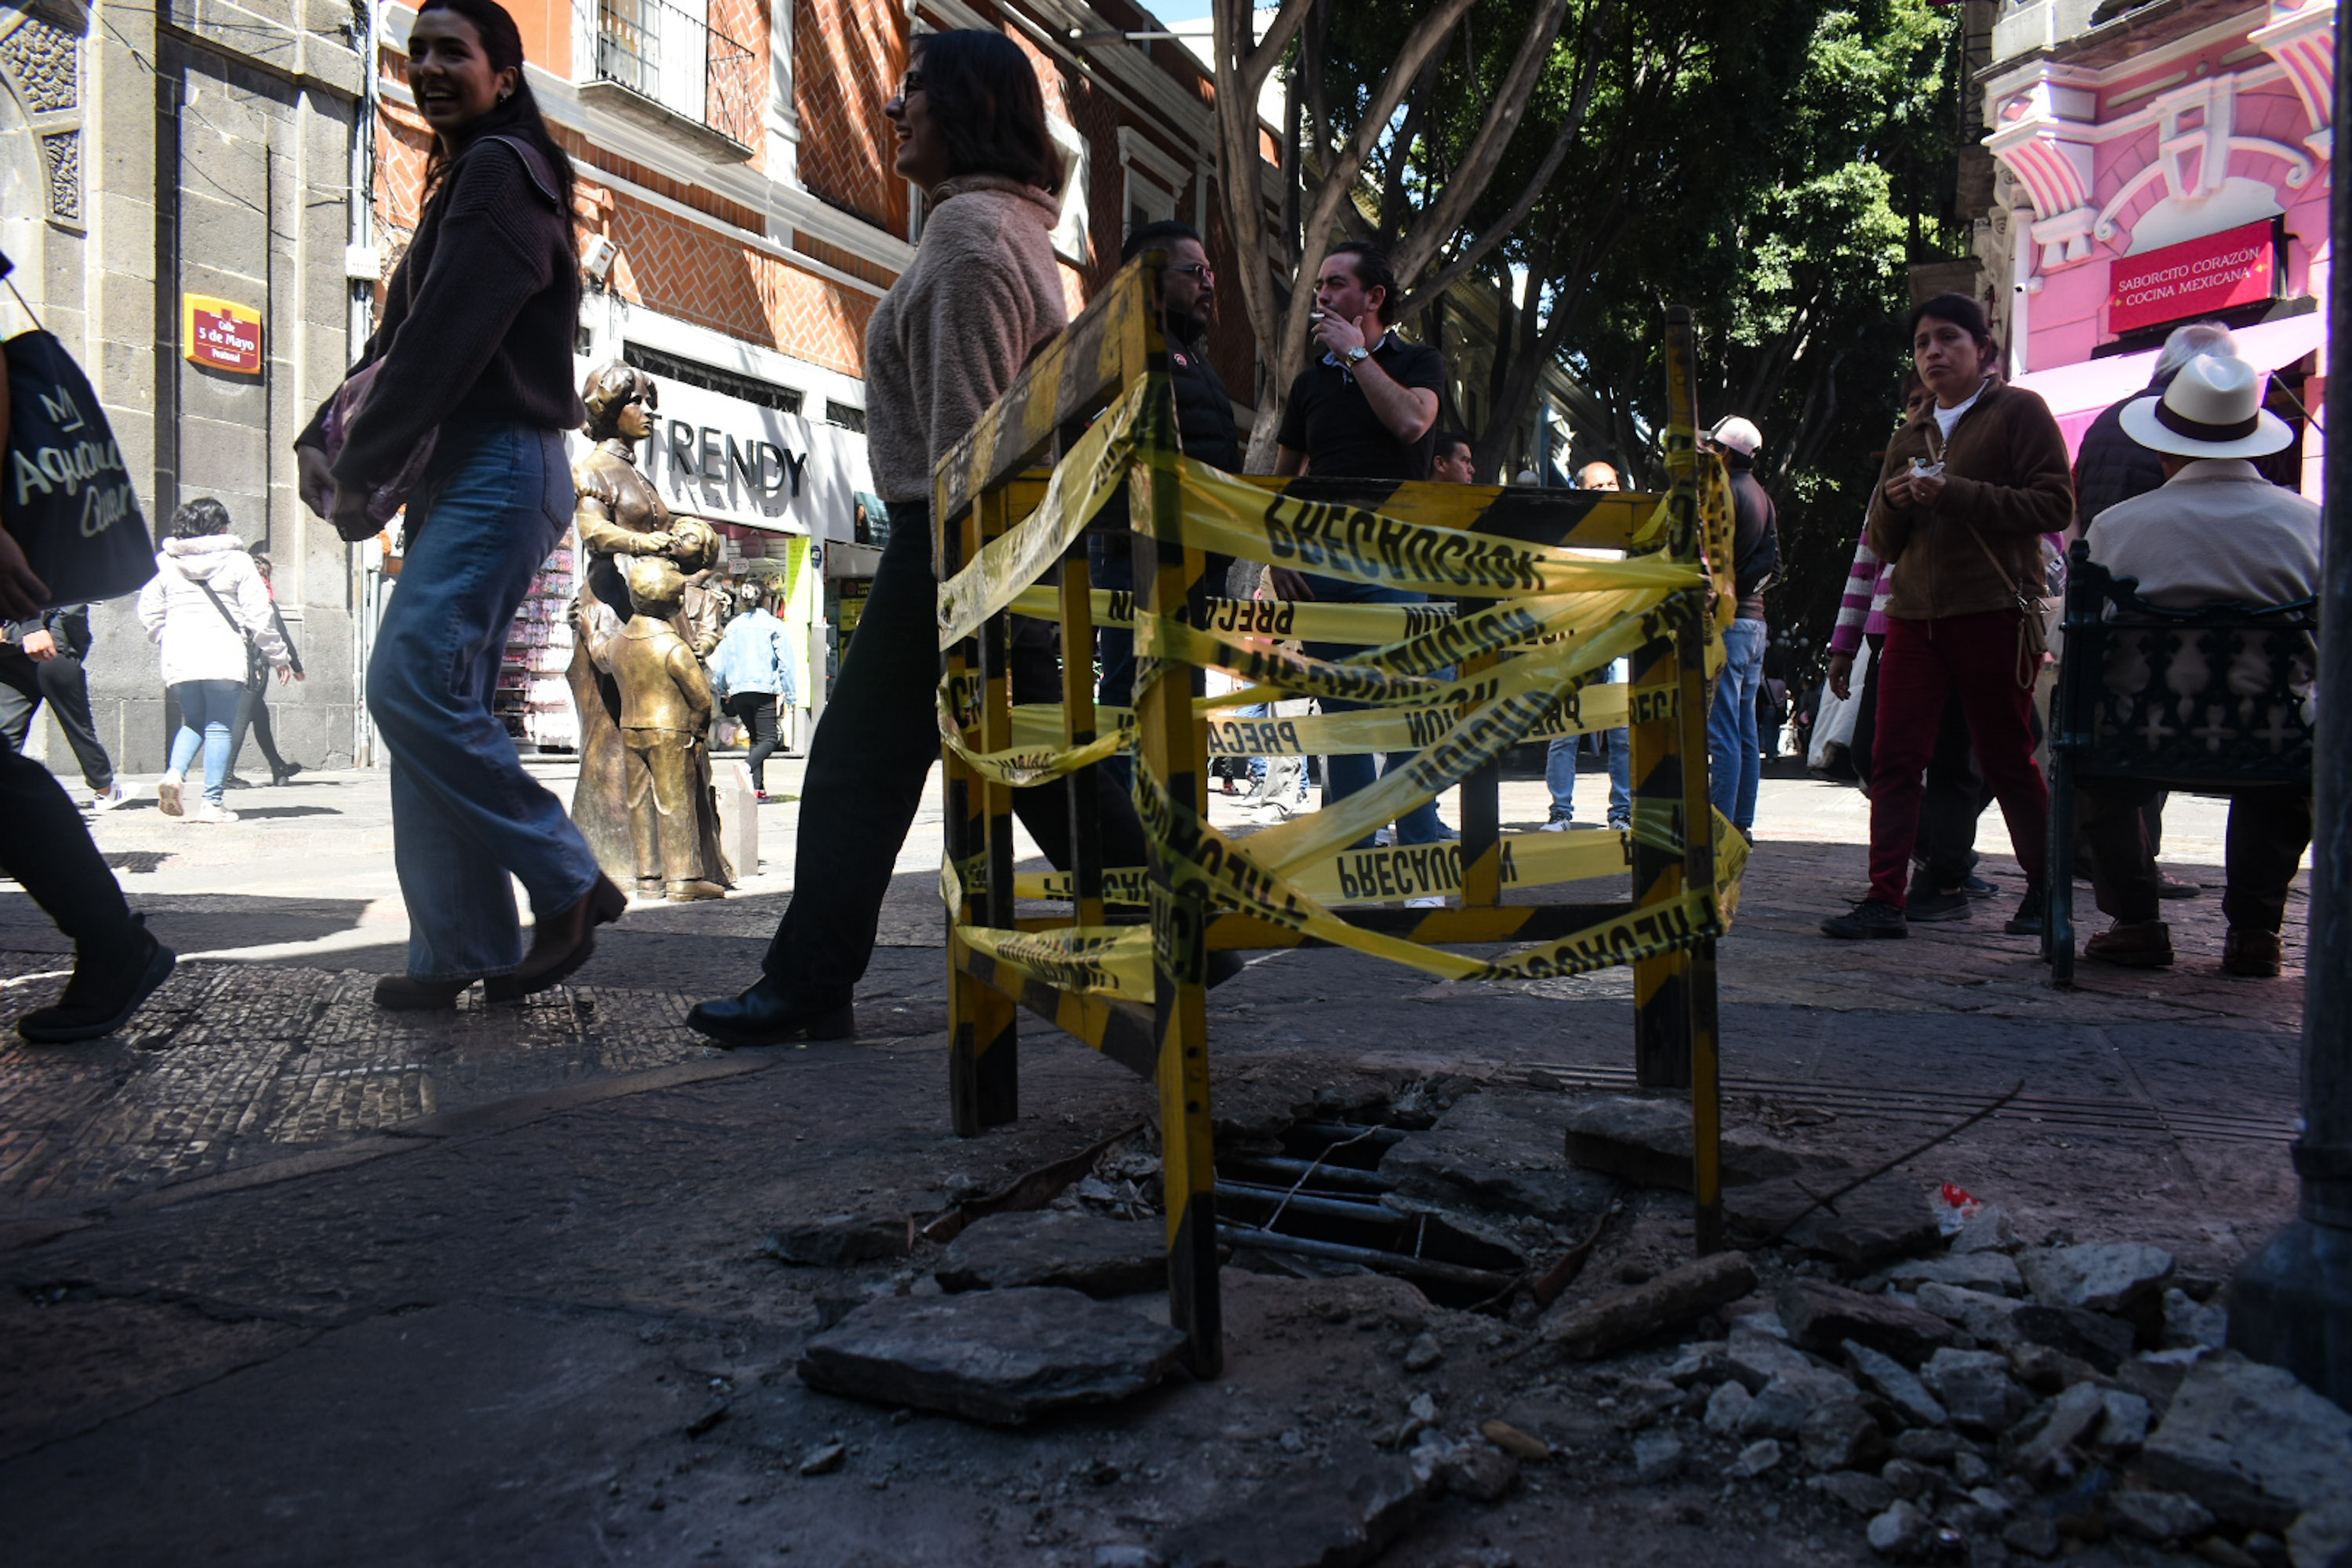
[688,31,1141,1047]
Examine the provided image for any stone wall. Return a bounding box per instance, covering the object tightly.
[2,0,361,775]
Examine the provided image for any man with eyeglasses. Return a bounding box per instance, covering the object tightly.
[1269,240,1454,861]
[1090,220,1243,789]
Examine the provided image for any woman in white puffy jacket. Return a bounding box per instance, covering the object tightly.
[136,499,289,822]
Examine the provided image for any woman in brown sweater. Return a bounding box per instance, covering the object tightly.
[691,31,1139,1047]
[1822,293,2074,941]
[296,0,620,1010]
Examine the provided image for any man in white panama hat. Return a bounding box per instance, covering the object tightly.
[2075,351,2319,978]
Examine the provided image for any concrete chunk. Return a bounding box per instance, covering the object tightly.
[1912,1282,2024,1345]
[1559,1095,1808,1191]
[1160,1438,1426,1568]
[1919,1348,2030,1436]
[1537,1250,1758,1359]
[797,1287,1187,1426]
[1844,1340,1949,1428]
[1882,1253,2024,1297]
[2018,1242,2175,1316]
[935,1210,1167,1298]
[2138,1351,2352,1532]
[1777,1278,1955,1366]
[1784,1186,1941,1269]
[1379,1092,1620,1222]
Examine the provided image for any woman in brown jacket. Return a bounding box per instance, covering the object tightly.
[1822,294,2074,941]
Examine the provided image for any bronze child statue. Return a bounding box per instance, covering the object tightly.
[611,554,727,901]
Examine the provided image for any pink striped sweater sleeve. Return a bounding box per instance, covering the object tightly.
[1830,535,1882,656]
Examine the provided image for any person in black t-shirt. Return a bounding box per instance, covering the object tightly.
[1269,241,1452,857]
[1093,219,1243,791]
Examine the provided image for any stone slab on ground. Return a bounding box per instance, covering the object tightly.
[2138,1350,2352,1532]
[1775,1277,1955,1365]
[1782,1185,1941,1269]
[1377,1091,1618,1223]
[2018,1242,2176,1317]
[1538,1250,1758,1359]
[1559,1095,1812,1191]
[764,1209,910,1267]
[934,1210,1167,1298]
[1159,1438,1425,1568]
[796,1287,1188,1426]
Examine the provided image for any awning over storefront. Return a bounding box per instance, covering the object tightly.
[2012,311,2328,459]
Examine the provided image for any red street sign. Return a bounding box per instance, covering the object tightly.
[2107,220,2277,336]
[184,294,263,375]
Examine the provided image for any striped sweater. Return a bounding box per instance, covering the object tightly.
[1829,532,1893,657]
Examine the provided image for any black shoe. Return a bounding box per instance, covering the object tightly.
[270,762,303,786]
[1905,886,1973,923]
[1821,899,1907,940]
[18,921,177,1043]
[1958,874,1998,899]
[686,978,855,1048]
[2003,887,2048,937]
[372,973,524,1011]
[222,775,253,790]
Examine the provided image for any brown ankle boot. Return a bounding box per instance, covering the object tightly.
[2221,927,2283,978]
[511,875,627,996]
[2085,920,2172,969]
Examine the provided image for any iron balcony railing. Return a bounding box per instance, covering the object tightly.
[580,0,761,153]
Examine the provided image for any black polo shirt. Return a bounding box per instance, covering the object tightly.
[1276,333,1447,481]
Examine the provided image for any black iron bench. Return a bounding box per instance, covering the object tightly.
[2044,539,2318,985]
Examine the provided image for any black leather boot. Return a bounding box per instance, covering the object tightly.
[686,978,855,1049]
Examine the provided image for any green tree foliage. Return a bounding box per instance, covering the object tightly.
[1269,0,1965,662]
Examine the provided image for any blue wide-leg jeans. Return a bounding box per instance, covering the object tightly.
[366,426,603,981]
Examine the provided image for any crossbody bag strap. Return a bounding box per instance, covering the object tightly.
[1962,525,2045,690]
[193,579,255,647]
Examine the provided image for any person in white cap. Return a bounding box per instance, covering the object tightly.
[1701,415,1777,839]
[2074,351,2318,978]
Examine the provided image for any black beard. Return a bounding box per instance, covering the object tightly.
[1163,303,1207,344]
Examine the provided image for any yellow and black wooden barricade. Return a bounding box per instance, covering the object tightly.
[930,259,1742,1374]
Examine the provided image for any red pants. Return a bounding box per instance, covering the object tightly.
[1868,611,2049,906]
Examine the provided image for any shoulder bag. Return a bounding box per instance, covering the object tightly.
[318,135,564,542]
[1,252,156,606]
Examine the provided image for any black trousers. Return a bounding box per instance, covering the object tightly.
[0,728,134,952]
[2082,779,2310,933]
[0,644,115,793]
[1853,633,1990,891]
[724,690,782,791]
[228,675,289,779]
[760,508,1146,1002]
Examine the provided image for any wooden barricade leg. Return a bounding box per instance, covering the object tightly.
[947,491,1019,1134]
[1134,461,1220,1380]
[1661,307,1723,1247]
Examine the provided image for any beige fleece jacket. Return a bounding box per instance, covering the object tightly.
[863,175,1067,505]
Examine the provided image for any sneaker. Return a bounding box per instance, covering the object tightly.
[1373,827,1396,848]
[1821,899,1907,939]
[157,772,184,818]
[1405,895,1446,909]
[187,800,239,824]
[16,918,176,1043]
[1540,817,1573,833]
[1607,815,1632,833]
[2002,887,2047,937]
[1957,874,1998,899]
[2156,871,2202,900]
[222,775,253,791]
[270,762,304,786]
[89,781,131,811]
[2085,920,2174,968]
[1905,886,1973,923]
[2221,927,2284,978]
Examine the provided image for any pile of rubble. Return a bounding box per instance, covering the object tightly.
[1519,1098,2352,1568]
[752,1079,2352,1567]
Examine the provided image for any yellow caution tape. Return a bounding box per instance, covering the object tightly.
[1008,585,1464,647]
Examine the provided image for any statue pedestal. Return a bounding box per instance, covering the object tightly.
[713,758,760,880]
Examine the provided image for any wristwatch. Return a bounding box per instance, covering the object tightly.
[1345,345,1371,365]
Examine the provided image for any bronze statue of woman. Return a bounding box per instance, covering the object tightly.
[568,361,732,899]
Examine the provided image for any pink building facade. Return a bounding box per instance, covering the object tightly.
[1980,0,2332,497]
